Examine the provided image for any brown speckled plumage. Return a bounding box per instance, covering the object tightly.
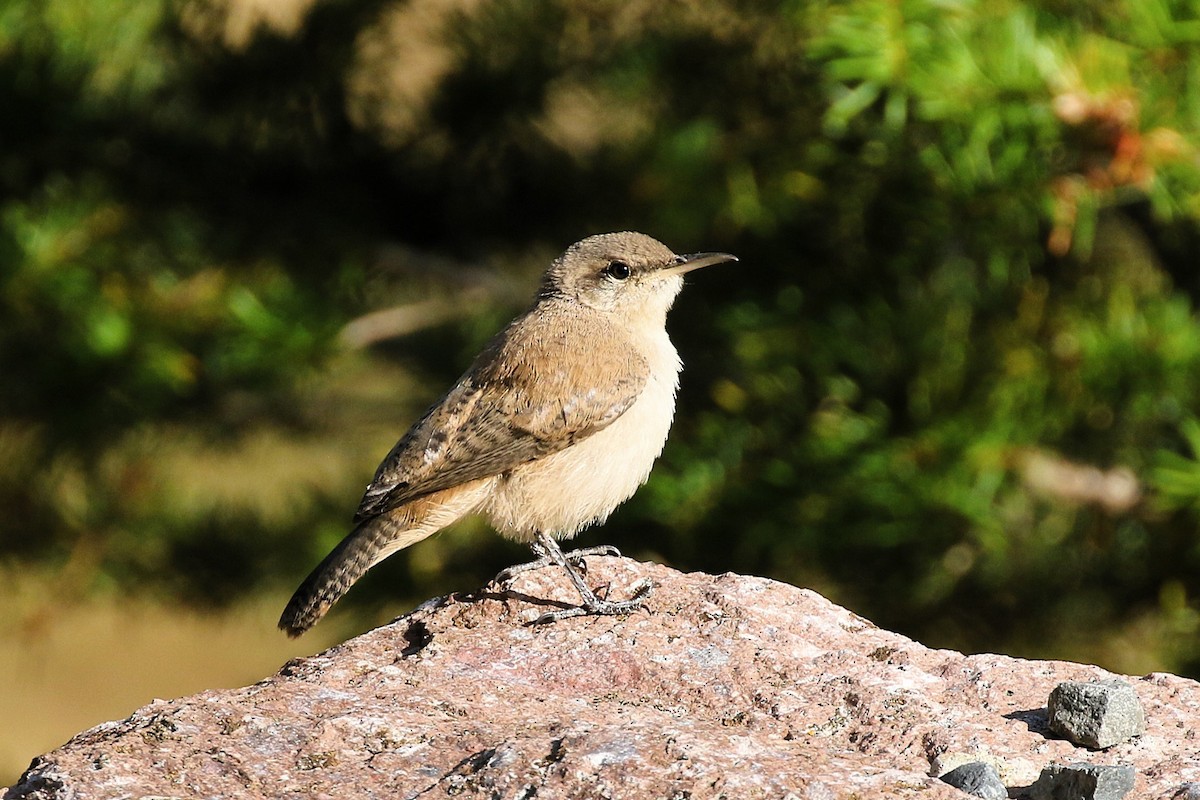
[279,232,735,635]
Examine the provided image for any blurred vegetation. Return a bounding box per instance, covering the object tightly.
[3,0,1200,680]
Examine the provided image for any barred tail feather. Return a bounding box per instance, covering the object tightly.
[279,516,405,637]
[279,481,493,637]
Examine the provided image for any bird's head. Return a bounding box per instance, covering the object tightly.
[539,231,737,324]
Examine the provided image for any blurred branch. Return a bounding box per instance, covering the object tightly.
[339,298,474,348]
[339,243,535,348]
[1018,449,1142,514]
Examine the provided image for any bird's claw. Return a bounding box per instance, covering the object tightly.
[494,543,622,584]
[532,577,653,625]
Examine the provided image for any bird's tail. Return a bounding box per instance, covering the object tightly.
[278,481,492,637]
[278,515,408,637]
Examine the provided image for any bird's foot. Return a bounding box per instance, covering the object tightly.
[532,577,654,624]
[494,543,621,584]
[493,534,647,623]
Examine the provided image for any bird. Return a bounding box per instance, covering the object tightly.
[279,231,736,635]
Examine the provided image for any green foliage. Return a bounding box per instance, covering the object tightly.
[3,0,1200,675]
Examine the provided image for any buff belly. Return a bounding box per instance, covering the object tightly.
[483,334,681,541]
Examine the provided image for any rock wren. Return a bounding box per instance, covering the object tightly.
[279,231,736,635]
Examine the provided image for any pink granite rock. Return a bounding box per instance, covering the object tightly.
[5,560,1199,799]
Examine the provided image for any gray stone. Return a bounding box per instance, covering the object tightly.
[1173,782,1200,799]
[940,761,1007,799]
[1048,679,1146,748]
[1030,763,1135,800]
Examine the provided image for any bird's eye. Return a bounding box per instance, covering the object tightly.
[603,261,631,280]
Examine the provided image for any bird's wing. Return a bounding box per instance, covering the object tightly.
[353,322,649,521]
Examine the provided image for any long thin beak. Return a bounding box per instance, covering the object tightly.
[664,251,739,276]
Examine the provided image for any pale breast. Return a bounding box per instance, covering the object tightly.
[483,328,682,541]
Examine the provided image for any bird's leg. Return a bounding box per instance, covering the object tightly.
[521,532,649,624]
[494,539,621,583]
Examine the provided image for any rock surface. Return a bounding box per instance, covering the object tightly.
[5,560,1200,799]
